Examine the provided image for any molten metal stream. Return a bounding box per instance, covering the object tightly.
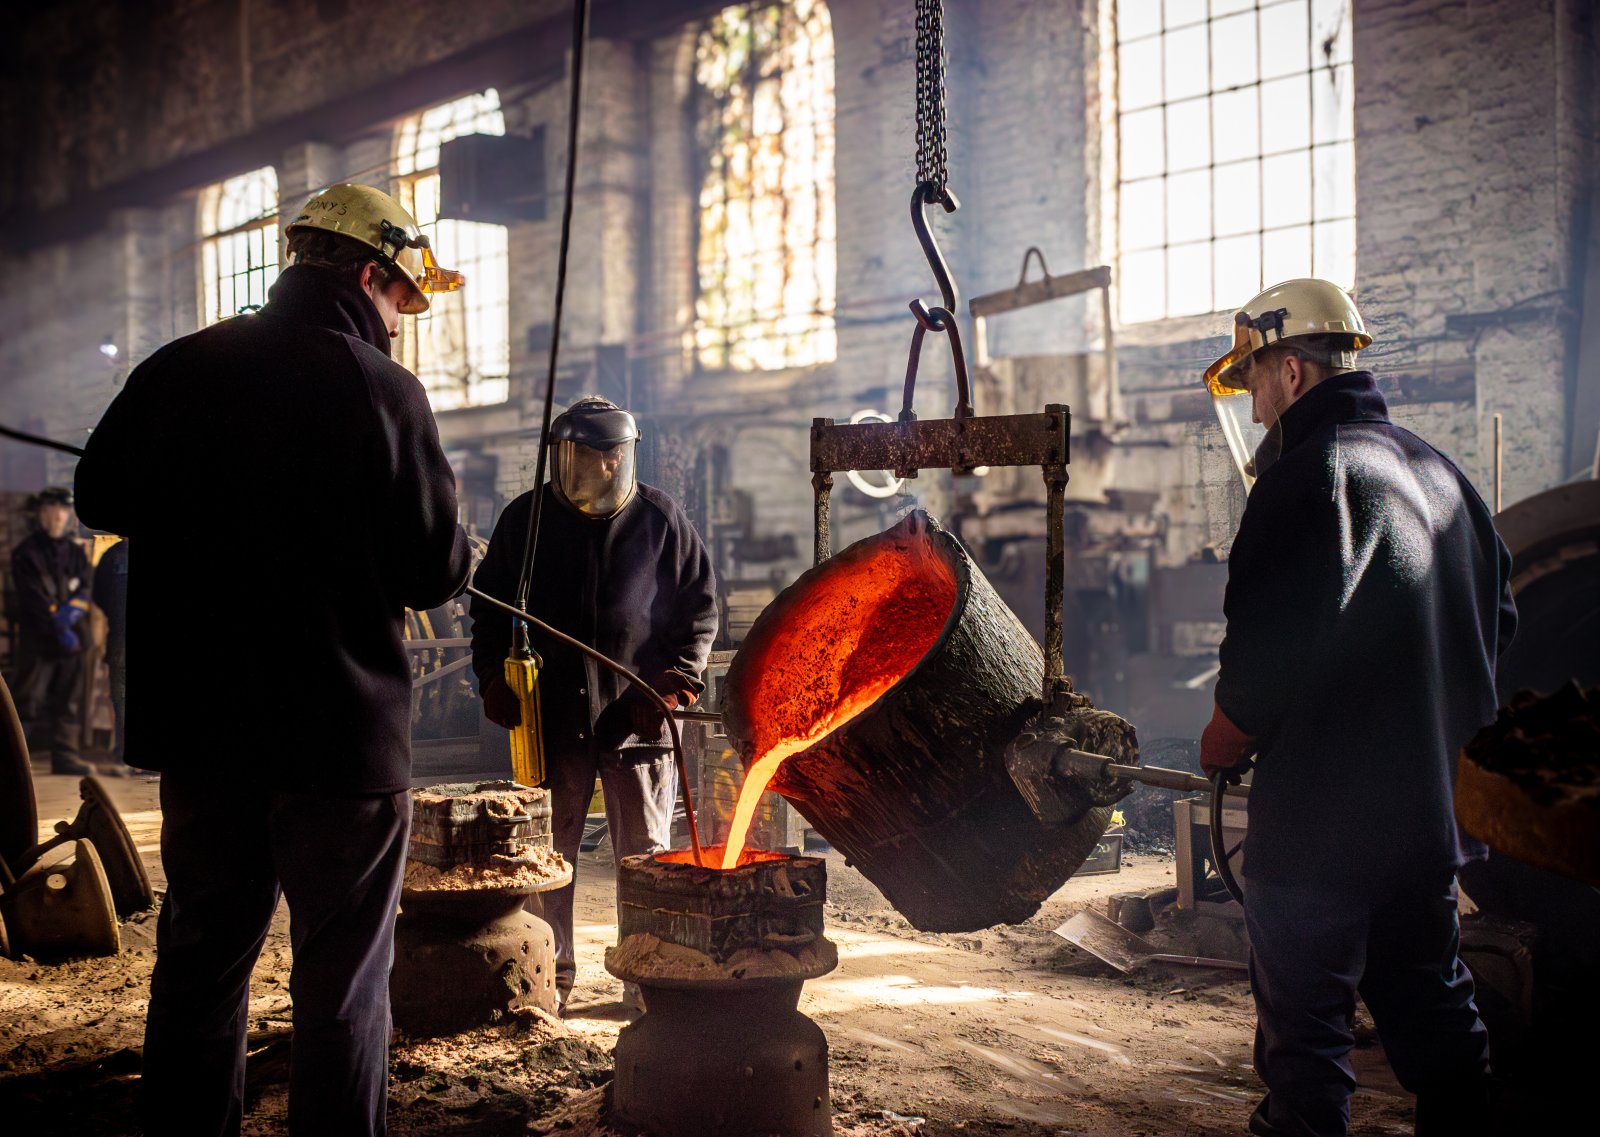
[717,682,905,869]
[711,526,959,870]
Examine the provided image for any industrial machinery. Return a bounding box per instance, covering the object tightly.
[0,672,152,961]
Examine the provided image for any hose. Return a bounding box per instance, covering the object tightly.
[468,586,703,864]
[1208,769,1246,905]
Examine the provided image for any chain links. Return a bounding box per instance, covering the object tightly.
[914,0,948,195]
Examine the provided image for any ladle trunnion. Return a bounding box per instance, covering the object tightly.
[721,511,1138,933]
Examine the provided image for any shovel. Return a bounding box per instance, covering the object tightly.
[1053,908,1248,973]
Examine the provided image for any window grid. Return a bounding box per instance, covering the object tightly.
[1116,0,1354,325]
[694,0,837,373]
[395,90,511,411]
[200,167,280,327]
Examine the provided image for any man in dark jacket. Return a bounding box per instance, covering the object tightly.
[1199,280,1516,1137]
[76,183,470,1137]
[9,486,92,774]
[470,396,717,1012]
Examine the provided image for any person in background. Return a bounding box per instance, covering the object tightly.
[469,396,717,1015]
[10,486,92,775]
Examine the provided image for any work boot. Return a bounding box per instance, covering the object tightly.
[50,755,95,776]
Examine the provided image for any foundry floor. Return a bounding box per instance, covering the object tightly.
[1,769,1423,1136]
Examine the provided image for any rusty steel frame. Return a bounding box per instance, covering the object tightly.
[809,404,1073,701]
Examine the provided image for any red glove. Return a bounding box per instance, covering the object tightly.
[481,674,523,729]
[1200,702,1255,783]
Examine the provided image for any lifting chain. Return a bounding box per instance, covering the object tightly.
[913,0,949,196]
[904,0,968,421]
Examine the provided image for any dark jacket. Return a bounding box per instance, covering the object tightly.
[469,482,718,755]
[11,529,90,660]
[74,264,471,793]
[92,538,129,661]
[1215,372,1515,887]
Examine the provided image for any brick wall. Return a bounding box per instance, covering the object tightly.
[0,0,1593,587]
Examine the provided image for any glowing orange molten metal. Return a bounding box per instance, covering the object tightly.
[714,530,958,869]
[656,846,789,868]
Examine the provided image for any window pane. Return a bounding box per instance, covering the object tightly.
[1163,25,1209,102]
[1312,62,1353,144]
[1260,1,1310,80]
[1120,248,1166,324]
[1311,0,1353,66]
[1214,233,1261,306]
[1314,218,1355,288]
[694,1,836,371]
[1115,0,1355,321]
[1168,169,1211,244]
[1214,158,1261,236]
[1210,12,1257,90]
[1211,86,1259,163]
[1118,0,1162,41]
[1122,177,1166,251]
[1262,151,1311,228]
[1262,224,1311,284]
[1313,140,1354,219]
[1166,97,1211,172]
[1120,36,1163,111]
[1260,75,1311,154]
[1167,241,1213,316]
[1121,107,1165,180]
[1165,0,1208,29]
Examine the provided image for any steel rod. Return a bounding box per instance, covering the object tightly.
[1056,748,1250,799]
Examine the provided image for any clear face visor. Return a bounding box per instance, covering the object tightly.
[555,439,637,518]
[1212,390,1269,492]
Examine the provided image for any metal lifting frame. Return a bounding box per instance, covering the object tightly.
[809,405,1072,704]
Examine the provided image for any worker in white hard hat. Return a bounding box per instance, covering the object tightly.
[1197,279,1517,1137]
[75,182,471,1136]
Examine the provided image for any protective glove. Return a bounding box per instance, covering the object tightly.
[55,626,81,654]
[1200,701,1256,785]
[51,595,90,635]
[627,672,697,740]
[481,673,523,729]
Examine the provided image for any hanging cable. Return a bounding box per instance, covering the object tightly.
[0,424,85,458]
[513,0,591,628]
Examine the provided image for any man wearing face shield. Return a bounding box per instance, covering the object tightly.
[1198,280,1517,1137]
[469,396,717,1013]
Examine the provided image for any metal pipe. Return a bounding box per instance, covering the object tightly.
[1054,748,1251,799]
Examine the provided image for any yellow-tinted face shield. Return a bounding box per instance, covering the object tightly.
[1205,311,1274,396]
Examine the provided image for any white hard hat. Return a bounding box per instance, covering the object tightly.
[1204,278,1371,396]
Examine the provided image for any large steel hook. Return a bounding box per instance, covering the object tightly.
[909,181,959,328]
[903,181,973,421]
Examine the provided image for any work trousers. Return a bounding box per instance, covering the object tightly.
[12,646,82,764]
[531,746,676,1005]
[1243,871,1490,1137]
[142,774,411,1137]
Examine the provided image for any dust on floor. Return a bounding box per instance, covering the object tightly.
[0,771,1418,1135]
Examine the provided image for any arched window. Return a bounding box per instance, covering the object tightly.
[394,89,511,410]
[694,0,837,372]
[199,166,279,326]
